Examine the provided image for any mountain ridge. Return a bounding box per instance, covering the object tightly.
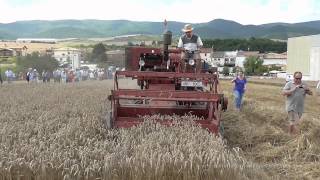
[0,19,319,40]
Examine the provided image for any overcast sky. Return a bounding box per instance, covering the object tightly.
[0,0,319,25]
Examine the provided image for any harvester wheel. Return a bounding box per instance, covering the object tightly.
[220,97,228,111]
[137,80,144,89]
[219,121,225,137]
[105,111,114,129]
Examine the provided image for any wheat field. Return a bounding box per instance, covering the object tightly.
[0,79,319,180]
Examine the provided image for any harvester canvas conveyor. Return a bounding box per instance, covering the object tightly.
[108,71,227,135]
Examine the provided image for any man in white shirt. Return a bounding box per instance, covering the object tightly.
[286,75,292,83]
[177,24,203,73]
[282,71,313,134]
[5,69,14,83]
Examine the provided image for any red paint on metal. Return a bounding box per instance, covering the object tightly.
[125,47,182,71]
[125,47,162,71]
[112,89,221,101]
[110,48,226,135]
[116,71,218,80]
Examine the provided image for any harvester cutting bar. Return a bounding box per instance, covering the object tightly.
[115,71,217,80]
[109,89,222,134]
[114,71,218,92]
[111,89,221,102]
[114,118,219,133]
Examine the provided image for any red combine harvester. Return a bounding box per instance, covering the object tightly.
[107,31,228,135]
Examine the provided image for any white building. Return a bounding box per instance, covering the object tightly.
[212,51,261,68]
[211,51,225,67]
[200,48,213,66]
[224,51,237,66]
[16,38,57,44]
[287,34,320,81]
[211,51,237,73]
[80,63,98,71]
[235,51,260,68]
[211,51,236,67]
[211,50,288,73]
[53,48,82,69]
[262,52,287,68]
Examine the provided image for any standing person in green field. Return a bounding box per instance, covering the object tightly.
[282,71,313,134]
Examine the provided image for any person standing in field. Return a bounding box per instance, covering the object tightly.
[5,69,14,83]
[32,69,39,83]
[286,75,292,83]
[0,70,3,85]
[26,68,33,83]
[42,70,48,83]
[61,70,67,83]
[231,71,247,111]
[316,80,320,104]
[282,71,313,134]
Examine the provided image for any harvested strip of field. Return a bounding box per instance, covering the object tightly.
[0,81,266,180]
[221,80,320,179]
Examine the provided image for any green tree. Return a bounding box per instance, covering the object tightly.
[16,52,59,73]
[83,52,92,63]
[268,65,282,71]
[222,67,230,76]
[202,38,287,53]
[243,56,267,75]
[91,43,108,67]
[232,67,237,73]
[91,43,107,62]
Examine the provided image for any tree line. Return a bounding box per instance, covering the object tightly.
[14,43,109,74]
[16,52,59,73]
[11,38,287,75]
[202,37,287,53]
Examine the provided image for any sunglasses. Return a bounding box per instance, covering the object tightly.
[294,77,302,80]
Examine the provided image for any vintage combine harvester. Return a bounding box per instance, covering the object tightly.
[107,31,227,135]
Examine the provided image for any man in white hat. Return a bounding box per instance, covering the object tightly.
[177,24,203,73]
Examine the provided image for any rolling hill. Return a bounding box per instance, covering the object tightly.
[0,19,319,40]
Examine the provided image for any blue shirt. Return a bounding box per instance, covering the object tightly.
[234,77,247,94]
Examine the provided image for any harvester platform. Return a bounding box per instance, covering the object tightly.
[107,71,227,135]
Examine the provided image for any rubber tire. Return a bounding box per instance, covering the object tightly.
[219,121,225,137]
[106,111,114,129]
[220,97,228,111]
